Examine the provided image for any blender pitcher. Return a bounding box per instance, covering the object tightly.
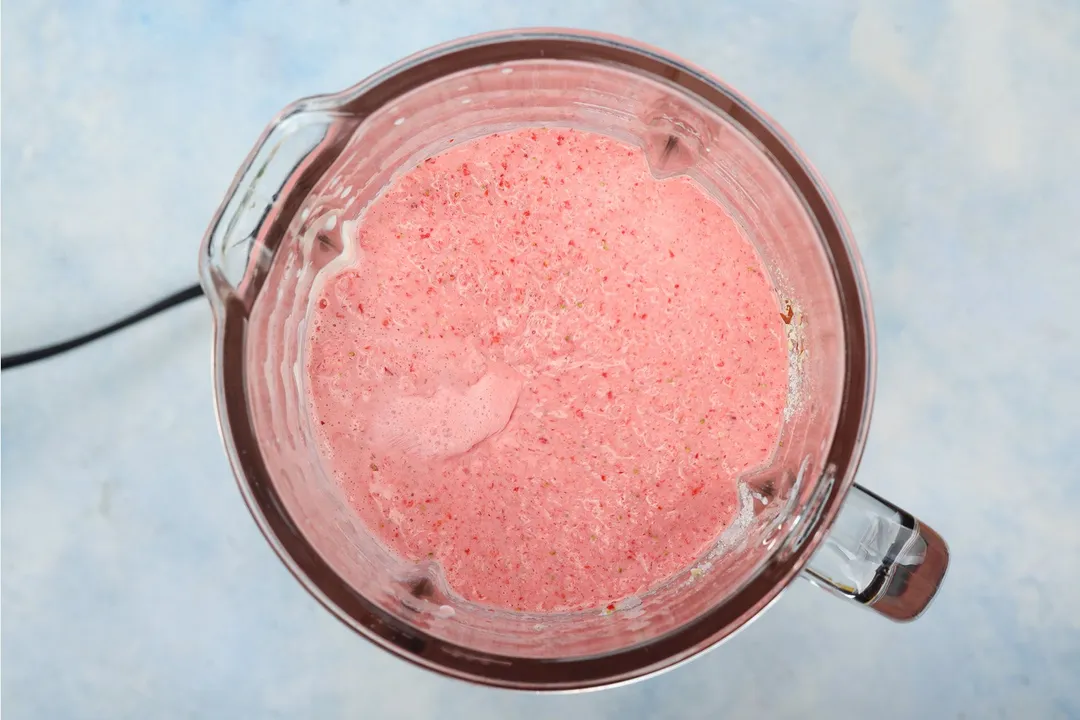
[199,30,949,690]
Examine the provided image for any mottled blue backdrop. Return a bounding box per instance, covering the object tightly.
[3,1,1079,718]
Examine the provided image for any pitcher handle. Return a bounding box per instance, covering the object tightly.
[802,484,949,621]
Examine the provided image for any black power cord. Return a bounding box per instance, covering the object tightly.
[0,283,205,372]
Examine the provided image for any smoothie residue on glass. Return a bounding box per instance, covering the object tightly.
[305,128,787,612]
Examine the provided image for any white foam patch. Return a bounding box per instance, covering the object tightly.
[368,361,523,459]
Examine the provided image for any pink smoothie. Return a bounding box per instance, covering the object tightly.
[306,128,787,612]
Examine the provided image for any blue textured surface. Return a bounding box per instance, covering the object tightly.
[3,1,1079,718]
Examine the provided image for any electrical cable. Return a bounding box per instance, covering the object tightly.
[0,283,205,372]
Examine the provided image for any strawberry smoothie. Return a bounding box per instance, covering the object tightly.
[306,128,787,612]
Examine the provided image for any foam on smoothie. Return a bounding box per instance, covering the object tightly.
[367,361,523,459]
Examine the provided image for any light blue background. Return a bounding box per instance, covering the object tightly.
[3,1,1079,718]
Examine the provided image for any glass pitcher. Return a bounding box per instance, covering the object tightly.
[199,29,949,690]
